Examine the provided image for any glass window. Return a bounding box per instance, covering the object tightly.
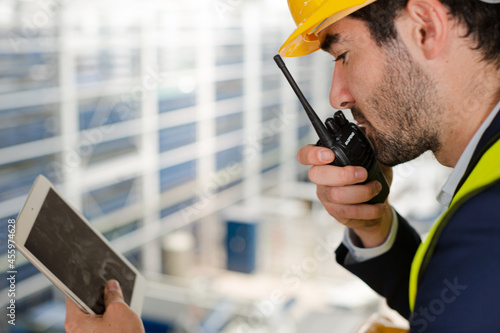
[215,79,243,101]
[216,112,243,135]
[158,123,197,152]
[261,104,281,122]
[81,136,138,165]
[79,97,139,130]
[83,178,139,219]
[75,48,140,84]
[158,88,196,113]
[216,45,243,66]
[158,46,197,72]
[0,105,57,148]
[261,74,280,92]
[261,133,280,153]
[159,160,197,192]
[298,124,311,140]
[160,197,198,218]
[0,52,58,93]
[216,146,243,171]
[0,155,59,202]
[103,220,140,241]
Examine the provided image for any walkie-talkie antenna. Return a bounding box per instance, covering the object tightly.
[273,54,335,147]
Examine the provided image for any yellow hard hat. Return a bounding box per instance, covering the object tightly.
[279,0,377,57]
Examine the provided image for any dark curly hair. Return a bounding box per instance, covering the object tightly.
[349,0,500,69]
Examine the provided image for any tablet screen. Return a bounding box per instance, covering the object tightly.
[25,188,136,314]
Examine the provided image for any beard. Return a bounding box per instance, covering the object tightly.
[351,38,442,167]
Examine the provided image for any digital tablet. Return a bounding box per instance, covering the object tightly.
[15,175,146,315]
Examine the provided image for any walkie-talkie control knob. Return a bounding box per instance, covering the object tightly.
[325,117,341,135]
[334,111,349,126]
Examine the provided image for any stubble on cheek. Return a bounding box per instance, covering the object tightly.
[360,40,442,166]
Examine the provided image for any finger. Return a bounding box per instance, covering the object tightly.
[318,181,382,204]
[104,280,125,308]
[309,165,367,186]
[102,280,139,328]
[323,202,387,225]
[65,297,89,332]
[297,145,334,165]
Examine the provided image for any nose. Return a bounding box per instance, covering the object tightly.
[329,64,355,109]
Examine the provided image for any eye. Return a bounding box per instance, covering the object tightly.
[334,52,347,65]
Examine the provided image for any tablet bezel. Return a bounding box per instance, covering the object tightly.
[15,175,146,315]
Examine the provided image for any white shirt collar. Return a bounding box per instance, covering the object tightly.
[437,101,500,207]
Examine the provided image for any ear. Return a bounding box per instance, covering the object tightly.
[405,0,449,60]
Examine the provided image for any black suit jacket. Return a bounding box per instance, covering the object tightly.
[336,107,500,332]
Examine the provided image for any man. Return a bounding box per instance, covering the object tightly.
[289,0,500,331]
[65,0,500,331]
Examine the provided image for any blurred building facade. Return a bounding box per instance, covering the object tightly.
[0,0,452,331]
[0,0,337,327]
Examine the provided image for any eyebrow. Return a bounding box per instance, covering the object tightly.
[320,33,343,53]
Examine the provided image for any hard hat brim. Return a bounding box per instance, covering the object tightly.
[279,0,377,57]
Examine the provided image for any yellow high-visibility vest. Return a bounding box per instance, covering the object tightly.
[409,138,500,312]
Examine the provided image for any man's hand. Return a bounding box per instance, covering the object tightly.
[297,145,393,248]
[65,280,145,333]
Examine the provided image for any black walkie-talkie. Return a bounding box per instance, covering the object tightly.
[274,54,389,204]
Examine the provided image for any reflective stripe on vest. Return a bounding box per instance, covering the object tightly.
[409,138,500,312]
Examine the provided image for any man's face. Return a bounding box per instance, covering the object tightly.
[319,17,442,167]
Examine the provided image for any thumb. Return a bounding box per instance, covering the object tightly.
[104,280,125,308]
